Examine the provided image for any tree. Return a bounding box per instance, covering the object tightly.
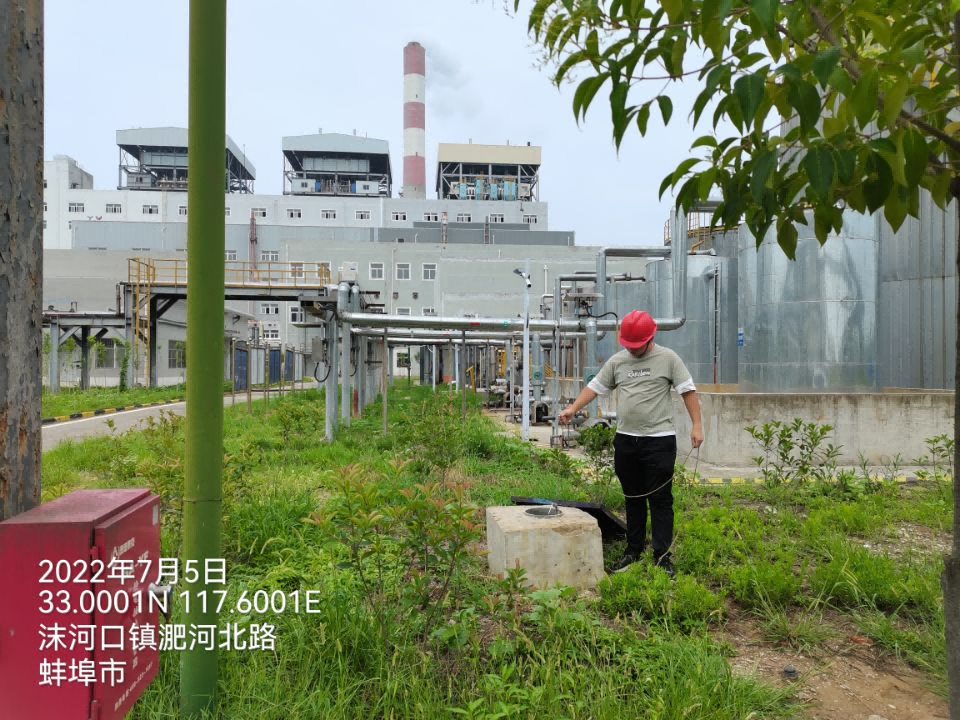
[515,0,960,713]
[0,1,43,521]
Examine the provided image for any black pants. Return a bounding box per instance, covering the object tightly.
[613,433,677,559]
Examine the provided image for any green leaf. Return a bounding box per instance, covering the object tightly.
[787,79,821,135]
[586,29,599,57]
[672,158,702,186]
[670,36,686,79]
[750,0,778,31]
[610,84,631,149]
[657,96,673,125]
[636,103,652,135]
[868,138,896,155]
[863,154,893,214]
[691,136,718,150]
[692,90,712,128]
[859,12,892,46]
[882,76,909,129]
[851,67,879,128]
[802,145,835,200]
[554,50,587,86]
[698,168,718,200]
[658,173,674,200]
[901,129,928,187]
[812,47,841,88]
[734,72,766,130]
[572,74,607,122]
[751,150,777,203]
[776,220,798,259]
[883,186,908,232]
[813,207,832,244]
[833,147,855,185]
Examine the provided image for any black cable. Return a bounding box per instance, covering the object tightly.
[313,361,331,384]
[585,309,619,322]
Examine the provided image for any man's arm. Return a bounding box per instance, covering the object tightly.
[681,389,704,448]
[558,386,598,423]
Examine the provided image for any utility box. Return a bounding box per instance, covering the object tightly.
[0,489,163,720]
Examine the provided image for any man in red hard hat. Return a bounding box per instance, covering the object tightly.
[559,309,703,576]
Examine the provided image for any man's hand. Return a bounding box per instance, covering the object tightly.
[690,424,704,448]
[558,406,577,425]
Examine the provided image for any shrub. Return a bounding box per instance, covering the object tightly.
[598,562,724,628]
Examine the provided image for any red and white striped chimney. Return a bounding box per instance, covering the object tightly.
[403,42,426,199]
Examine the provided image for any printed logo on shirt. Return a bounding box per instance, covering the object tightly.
[626,368,652,378]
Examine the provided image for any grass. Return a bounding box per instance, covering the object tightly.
[42,382,227,417]
[39,384,952,717]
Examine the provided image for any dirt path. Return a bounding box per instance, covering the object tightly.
[721,616,947,720]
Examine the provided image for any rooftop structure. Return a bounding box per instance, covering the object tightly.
[436,142,541,202]
[116,127,256,193]
[282,132,392,197]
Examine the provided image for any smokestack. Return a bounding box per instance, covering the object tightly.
[403,42,426,199]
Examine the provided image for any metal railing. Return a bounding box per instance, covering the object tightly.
[127,258,333,288]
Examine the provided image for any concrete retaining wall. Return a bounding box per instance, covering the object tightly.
[671,391,954,466]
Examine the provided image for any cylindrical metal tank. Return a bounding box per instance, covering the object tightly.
[738,210,878,391]
[636,255,738,385]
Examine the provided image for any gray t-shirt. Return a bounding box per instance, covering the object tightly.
[587,344,695,436]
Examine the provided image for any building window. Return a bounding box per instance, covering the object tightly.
[370,262,384,280]
[43,180,47,189]
[106,203,121,214]
[523,214,538,225]
[422,263,437,281]
[396,307,411,316]
[260,250,279,262]
[225,250,237,261]
[391,211,407,221]
[43,202,48,212]
[317,262,331,281]
[259,302,280,316]
[262,323,280,341]
[178,205,188,216]
[168,340,186,370]
[396,263,411,281]
[287,208,302,219]
[489,213,505,224]
[290,306,304,323]
[43,220,47,229]
[321,209,336,220]
[95,339,126,370]
[290,262,305,280]
[252,207,267,218]
[456,213,471,223]
[355,210,371,221]
[225,207,231,217]
[142,205,159,215]
[422,307,437,316]
[68,202,84,213]
[423,212,439,222]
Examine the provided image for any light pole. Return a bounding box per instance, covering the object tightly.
[514,264,532,442]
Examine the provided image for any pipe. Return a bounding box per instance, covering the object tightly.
[339,283,352,426]
[382,328,388,435]
[181,0,226,713]
[585,317,598,416]
[325,315,338,441]
[338,312,684,333]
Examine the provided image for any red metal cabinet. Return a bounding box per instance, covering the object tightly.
[0,489,162,720]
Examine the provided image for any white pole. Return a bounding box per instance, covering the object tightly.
[521,259,531,442]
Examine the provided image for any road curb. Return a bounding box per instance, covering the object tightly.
[695,475,920,485]
[42,399,183,426]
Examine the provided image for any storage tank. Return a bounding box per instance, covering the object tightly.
[738,210,878,391]
[633,255,738,385]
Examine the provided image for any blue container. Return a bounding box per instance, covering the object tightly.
[234,347,248,390]
[269,348,282,384]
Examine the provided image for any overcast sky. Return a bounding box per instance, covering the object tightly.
[44,0,706,248]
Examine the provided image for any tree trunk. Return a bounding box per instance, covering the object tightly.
[947,190,960,720]
[0,2,43,521]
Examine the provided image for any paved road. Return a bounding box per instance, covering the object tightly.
[42,383,318,452]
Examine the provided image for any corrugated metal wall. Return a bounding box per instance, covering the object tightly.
[878,195,957,389]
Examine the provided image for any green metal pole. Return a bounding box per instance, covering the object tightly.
[180,0,225,715]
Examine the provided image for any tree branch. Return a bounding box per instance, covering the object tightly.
[807,6,960,157]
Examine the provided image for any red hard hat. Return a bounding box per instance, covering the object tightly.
[619,310,657,349]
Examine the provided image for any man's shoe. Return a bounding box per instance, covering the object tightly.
[613,553,640,573]
[654,555,676,579]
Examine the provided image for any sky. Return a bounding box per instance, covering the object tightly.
[44,0,707,248]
